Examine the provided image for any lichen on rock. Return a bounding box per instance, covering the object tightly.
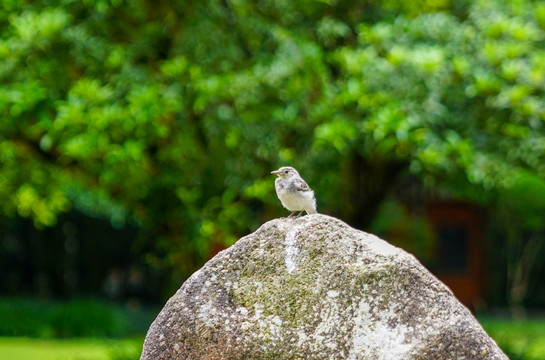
[140,214,507,360]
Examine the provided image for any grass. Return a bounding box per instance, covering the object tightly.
[0,337,143,360]
[480,317,545,360]
[0,297,158,338]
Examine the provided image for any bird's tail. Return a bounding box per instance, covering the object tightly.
[306,207,318,215]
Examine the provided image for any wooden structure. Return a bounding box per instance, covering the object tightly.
[427,201,484,309]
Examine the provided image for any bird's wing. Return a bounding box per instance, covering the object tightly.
[293,177,312,192]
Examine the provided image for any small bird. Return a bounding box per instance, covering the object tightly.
[271,166,317,217]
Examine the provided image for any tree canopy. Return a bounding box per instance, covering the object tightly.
[2,0,545,290]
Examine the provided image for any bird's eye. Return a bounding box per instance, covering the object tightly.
[284,170,289,174]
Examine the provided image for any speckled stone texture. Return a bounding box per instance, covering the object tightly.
[140,214,507,360]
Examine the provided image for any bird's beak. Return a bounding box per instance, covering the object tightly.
[271,170,281,176]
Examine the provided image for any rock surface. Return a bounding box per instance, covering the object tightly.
[141,214,507,360]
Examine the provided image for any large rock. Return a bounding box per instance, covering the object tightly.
[141,214,507,360]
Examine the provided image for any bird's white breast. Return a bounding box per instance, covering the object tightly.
[275,180,315,211]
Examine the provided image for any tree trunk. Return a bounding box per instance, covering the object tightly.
[345,153,407,230]
[509,232,544,320]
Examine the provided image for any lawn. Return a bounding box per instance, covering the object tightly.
[480,317,545,360]
[0,337,143,360]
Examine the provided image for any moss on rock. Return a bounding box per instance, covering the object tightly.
[141,214,507,360]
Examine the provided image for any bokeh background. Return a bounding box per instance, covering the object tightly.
[1,0,545,358]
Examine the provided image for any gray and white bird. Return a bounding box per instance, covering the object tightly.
[271,166,317,217]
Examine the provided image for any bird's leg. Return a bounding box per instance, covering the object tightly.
[296,211,304,217]
[288,211,297,217]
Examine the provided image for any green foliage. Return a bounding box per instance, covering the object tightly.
[369,199,436,264]
[2,0,545,289]
[497,172,545,230]
[0,298,54,338]
[0,298,148,338]
[50,299,129,338]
